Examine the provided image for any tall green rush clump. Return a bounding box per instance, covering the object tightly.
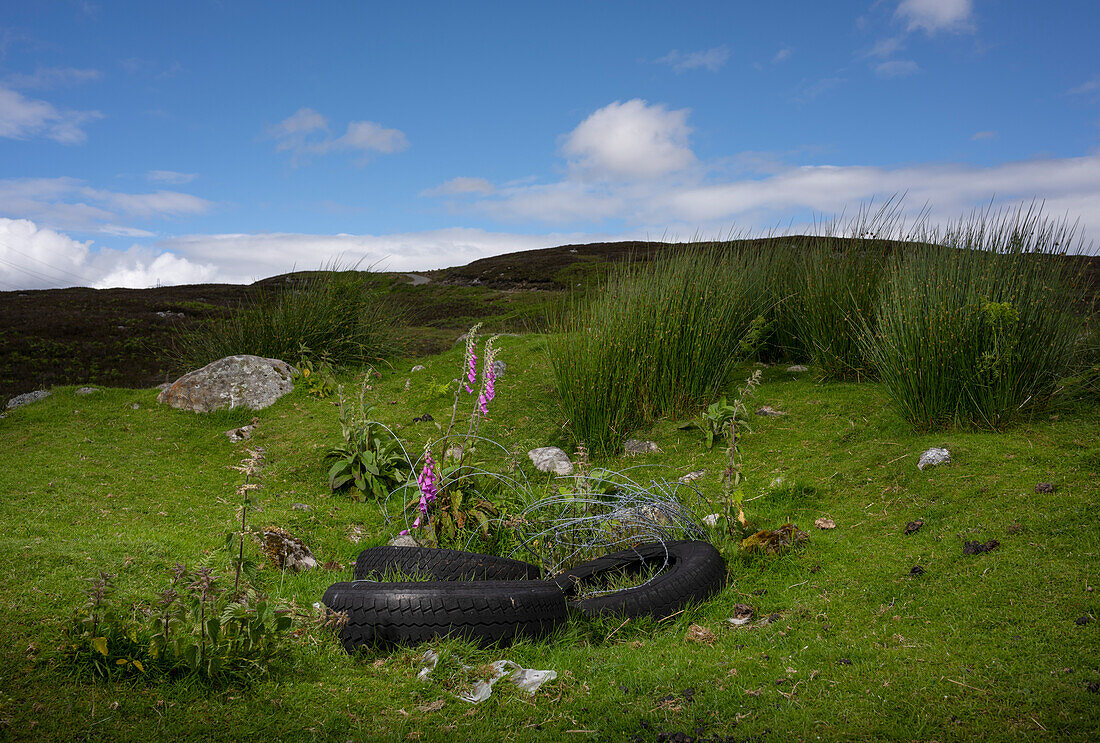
[549,247,768,454]
[861,207,1084,430]
[172,265,402,370]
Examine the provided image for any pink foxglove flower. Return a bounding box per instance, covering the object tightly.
[407,451,438,532]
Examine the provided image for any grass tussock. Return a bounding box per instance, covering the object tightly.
[548,248,770,454]
[172,267,403,370]
[861,207,1085,429]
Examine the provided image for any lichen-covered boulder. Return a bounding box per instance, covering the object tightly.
[528,446,573,476]
[157,355,294,413]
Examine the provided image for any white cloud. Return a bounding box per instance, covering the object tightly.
[0,84,102,144]
[656,47,729,73]
[155,227,620,284]
[1068,77,1100,99]
[0,177,214,233]
[895,0,974,34]
[772,47,793,63]
[792,76,846,103]
[147,170,197,184]
[0,217,216,289]
[561,99,695,181]
[970,130,997,141]
[865,36,905,59]
[4,66,102,89]
[421,177,496,197]
[875,59,921,77]
[267,108,408,162]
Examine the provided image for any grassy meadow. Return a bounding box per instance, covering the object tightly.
[0,217,1098,742]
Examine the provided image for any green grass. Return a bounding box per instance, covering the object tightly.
[0,332,1097,741]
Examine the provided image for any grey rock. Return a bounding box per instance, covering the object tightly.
[157,355,295,413]
[290,503,311,512]
[155,311,185,319]
[492,359,506,378]
[388,534,420,548]
[786,365,809,373]
[411,365,426,372]
[624,439,659,455]
[755,405,787,416]
[6,390,52,410]
[679,470,706,484]
[917,447,951,471]
[702,513,721,527]
[130,403,141,410]
[225,424,255,442]
[75,387,101,396]
[528,446,574,476]
[261,527,318,572]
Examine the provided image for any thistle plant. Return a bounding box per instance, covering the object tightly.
[714,371,762,538]
[227,447,264,598]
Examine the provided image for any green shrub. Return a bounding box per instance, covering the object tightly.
[326,377,411,500]
[861,208,1084,429]
[548,248,769,454]
[172,267,403,370]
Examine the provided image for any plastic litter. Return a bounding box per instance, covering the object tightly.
[417,649,440,680]
[417,651,555,702]
[457,660,557,703]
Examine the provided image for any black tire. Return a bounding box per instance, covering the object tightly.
[322,580,567,650]
[353,546,541,582]
[550,540,725,620]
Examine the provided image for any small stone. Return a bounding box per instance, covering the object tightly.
[786,365,809,373]
[290,503,311,512]
[492,359,506,378]
[702,513,721,528]
[445,444,463,461]
[388,534,419,548]
[410,365,426,372]
[261,527,318,571]
[910,565,925,576]
[75,387,101,396]
[917,448,951,470]
[1075,616,1091,626]
[755,405,787,416]
[1034,482,1055,494]
[5,390,52,410]
[528,446,573,476]
[814,517,836,530]
[904,520,924,535]
[623,439,659,455]
[130,403,141,410]
[346,525,365,543]
[225,424,254,442]
[678,470,706,484]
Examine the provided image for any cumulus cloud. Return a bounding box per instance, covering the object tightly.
[0,84,102,144]
[0,217,216,290]
[147,170,197,184]
[895,0,974,34]
[4,66,102,89]
[656,46,730,73]
[875,59,921,77]
[0,177,214,234]
[421,177,496,197]
[561,99,695,181]
[267,107,408,163]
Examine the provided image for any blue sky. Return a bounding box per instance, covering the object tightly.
[1,0,1098,288]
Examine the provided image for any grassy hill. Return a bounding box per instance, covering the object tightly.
[0,236,1097,741]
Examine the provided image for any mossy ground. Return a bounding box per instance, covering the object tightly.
[0,332,1097,741]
